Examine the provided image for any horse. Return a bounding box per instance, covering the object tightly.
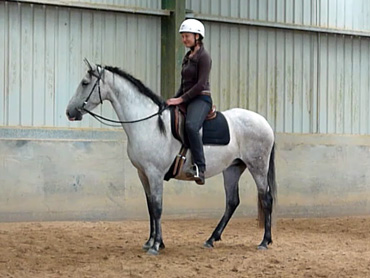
[66,61,277,255]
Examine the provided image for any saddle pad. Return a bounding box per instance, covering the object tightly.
[202,112,230,145]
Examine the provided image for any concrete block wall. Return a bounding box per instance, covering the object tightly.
[1,128,370,221]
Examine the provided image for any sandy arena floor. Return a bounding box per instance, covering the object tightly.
[0,216,370,277]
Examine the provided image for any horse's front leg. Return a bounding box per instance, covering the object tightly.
[138,170,165,255]
[138,170,154,250]
[142,194,156,250]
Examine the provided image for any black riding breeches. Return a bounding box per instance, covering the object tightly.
[185,97,212,172]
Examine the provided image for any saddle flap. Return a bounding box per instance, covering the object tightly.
[170,106,186,144]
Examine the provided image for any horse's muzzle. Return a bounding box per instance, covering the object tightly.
[66,108,83,121]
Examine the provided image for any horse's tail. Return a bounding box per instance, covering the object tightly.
[267,142,277,203]
[258,142,277,227]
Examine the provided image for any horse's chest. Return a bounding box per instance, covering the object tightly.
[126,141,166,169]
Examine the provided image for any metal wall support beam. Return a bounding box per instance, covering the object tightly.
[160,0,185,100]
[7,0,170,16]
[190,13,370,38]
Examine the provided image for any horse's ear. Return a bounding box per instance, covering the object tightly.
[83,58,93,71]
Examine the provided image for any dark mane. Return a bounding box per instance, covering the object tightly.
[103,65,166,135]
[104,66,165,108]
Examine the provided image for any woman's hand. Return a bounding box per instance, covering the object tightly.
[166,97,184,106]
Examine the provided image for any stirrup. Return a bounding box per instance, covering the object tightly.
[193,164,205,185]
[193,164,200,178]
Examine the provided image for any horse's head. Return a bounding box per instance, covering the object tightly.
[66,59,108,121]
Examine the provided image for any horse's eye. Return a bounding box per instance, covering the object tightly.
[82,80,89,86]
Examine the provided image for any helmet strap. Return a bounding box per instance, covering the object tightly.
[190,34,199,51]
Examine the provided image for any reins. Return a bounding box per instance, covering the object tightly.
[82,105,168,127]
[79,66,168,127]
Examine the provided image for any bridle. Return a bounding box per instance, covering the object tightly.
[81,66,104,110]
[79,66,168,127]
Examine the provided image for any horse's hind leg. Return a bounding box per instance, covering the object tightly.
[204,159,246,248]
[249,164,274,250]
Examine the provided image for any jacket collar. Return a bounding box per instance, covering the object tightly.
[184,45,204,62]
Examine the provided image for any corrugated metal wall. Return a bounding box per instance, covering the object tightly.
[1,0,370,135]
[318,34,370,134]
[202,23,370,134]
[202,23,316,133]
[187,0,370,31]
[0,1,161,128]
[187,0,370,135]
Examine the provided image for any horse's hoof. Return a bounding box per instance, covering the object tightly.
[147,248,159,256]
[203,241,214,248]
[142,239,155,251]
[257,244,268,250]
[142,244,150,251]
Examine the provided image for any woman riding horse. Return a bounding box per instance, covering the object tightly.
[166,19,212,185]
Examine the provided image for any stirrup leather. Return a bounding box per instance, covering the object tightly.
[172,146,188,177]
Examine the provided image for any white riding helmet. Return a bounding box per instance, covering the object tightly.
[179,19,205,38]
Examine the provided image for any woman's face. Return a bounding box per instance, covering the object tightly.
[181,33,199,48]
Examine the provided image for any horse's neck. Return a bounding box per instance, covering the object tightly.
[107,74,160,137]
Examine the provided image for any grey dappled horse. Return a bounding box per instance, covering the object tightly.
[66,62,277,255]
